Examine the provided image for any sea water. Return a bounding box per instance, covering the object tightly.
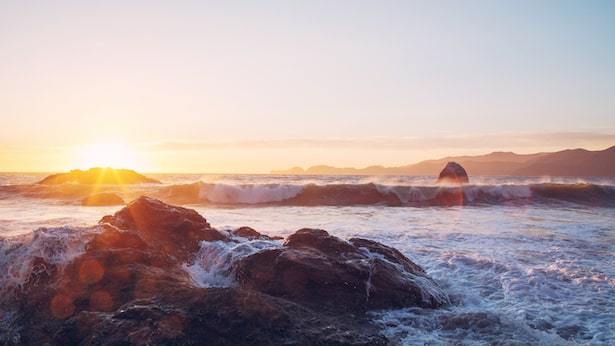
[1,173,614,344]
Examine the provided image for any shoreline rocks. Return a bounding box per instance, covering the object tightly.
[4,197,448,345]
[99,196,228,262]
[234,228,449,314]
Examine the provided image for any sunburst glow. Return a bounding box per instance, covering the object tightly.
[76,142,138,170]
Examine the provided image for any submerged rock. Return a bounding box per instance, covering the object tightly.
[4,197,446,345]
[38,167,160,185]
[81,193,124,206]
[437,162,469,184]
[232,226,283,240]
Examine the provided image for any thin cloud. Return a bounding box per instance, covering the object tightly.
[142,131,615,152]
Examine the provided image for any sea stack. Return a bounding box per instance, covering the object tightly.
[437,162,469,184]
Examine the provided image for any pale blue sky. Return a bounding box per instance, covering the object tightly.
[1,1,614,171]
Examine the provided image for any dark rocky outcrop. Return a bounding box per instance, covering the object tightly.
[4,197,446,345]
[99,196,228,262]
[38,167,160,185]
[437,162,469,184]
[81,193,124,206]
[234,228,449,314]
[50,288,387,345]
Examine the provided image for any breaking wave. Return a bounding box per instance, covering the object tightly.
[2,181,615,207]
[0,226,100,300]
[162,182,615,207]
[184,237,282,288]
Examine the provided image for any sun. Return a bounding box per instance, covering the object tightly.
[76,142,139,170]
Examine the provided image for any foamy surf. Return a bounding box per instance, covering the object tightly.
[0,226,100,299]
[2,172,615,207]
[184,236,282,287]
[199,183,304,204]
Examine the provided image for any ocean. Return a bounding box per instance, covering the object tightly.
[1,173,614,344]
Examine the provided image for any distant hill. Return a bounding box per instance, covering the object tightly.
[272,146,615,176]
[512,147,615,176]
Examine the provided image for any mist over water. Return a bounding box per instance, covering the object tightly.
[1,173,615,344]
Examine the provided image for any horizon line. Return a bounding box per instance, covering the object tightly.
[3,144,613,175]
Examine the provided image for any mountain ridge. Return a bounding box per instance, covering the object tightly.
[272,146,615,176]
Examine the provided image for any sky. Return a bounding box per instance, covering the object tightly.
[1,0,614,173]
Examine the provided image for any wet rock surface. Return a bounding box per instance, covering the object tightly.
[234,228,449,313]
[51,288,388,345]
[2,197,447,345]
[99,196,228,261]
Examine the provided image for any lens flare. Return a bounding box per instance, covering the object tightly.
[75,142,139,169]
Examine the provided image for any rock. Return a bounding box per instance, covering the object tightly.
[285,228,357,253]
[6,198,445,345]
[9,222,197,345]
[232,226,262,238]
[99,196,228,262]
[437,162,469,184]
[348,238,426,274]
[232,226,283,240]
[38,167,160,185]
[439,312,501,331]
[234,228,449,313]
[17,235,387,345]
[47,288,387,346]
[81,193,124,206]
[556,324,590,341]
